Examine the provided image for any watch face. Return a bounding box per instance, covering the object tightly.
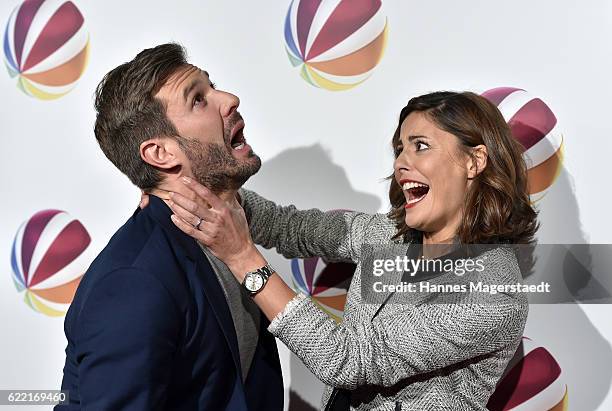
[245,273,264,292]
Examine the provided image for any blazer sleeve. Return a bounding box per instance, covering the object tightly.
[267,256,528,390]
[239,188,389,263]
[73,267,181,410]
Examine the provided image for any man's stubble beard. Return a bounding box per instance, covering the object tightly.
[179,137,261,194]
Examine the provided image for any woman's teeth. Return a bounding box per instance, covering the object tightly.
[402,181,428,190]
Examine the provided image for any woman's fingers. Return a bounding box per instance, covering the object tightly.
[139,191,150,209]
[171,214,213,244]
[181,177,224,210]
[170,192,215,221]
[169,200,203,227]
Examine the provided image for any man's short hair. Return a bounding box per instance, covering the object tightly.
[94,43,187,190]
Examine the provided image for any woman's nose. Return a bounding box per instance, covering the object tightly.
[394,150,413,172]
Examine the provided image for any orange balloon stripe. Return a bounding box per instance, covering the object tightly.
[308,22,387,76]
[314,294,347,311]
[30,275,82,304]
[528,146,563,194]
[23,42,89,86]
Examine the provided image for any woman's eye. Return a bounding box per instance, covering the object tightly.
[415,141,429,151]
[394,145,403,155]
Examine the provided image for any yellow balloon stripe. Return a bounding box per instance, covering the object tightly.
[305,65,366,91]
[26,290,66,317]
[377,21,390,66]
[19,76,71,100]
[551,137,565,182]
[548,385,568,411]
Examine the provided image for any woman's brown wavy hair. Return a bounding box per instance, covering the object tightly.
[388,91,539,245]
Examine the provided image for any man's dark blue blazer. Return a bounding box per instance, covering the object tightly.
[56,195,284,410]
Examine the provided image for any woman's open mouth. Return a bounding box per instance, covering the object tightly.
[401,180,429,208]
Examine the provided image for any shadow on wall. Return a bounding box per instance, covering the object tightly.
[487,158,611,410]
[523,164,612,410]
[245,144,381,411]
[246,144,382,212]
[246,145,612,410]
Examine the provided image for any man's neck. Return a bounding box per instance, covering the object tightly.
[215,190,239,204]
[149,181,237,207]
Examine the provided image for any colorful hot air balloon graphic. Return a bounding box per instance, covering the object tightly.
[482,87,564,199]
[3,0,90,100]
[10,209,91,316]
[283,0,388,91]
[291,257,355,322]
[487,337,568,411]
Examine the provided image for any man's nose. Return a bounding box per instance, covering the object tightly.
[217,91,240,118]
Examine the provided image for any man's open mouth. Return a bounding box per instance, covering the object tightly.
[230,121,246,150]
[401,180,430,207]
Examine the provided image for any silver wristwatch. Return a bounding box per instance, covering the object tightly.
[242,264,275,296]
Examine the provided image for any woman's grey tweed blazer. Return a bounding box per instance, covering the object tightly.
[240,189,529,411]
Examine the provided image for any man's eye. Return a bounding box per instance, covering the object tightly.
[193,93,204,107]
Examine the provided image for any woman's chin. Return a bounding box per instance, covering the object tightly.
[404,216,424,232]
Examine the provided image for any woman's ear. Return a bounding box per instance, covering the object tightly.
[140,138,182,170]
[467,144,488,179]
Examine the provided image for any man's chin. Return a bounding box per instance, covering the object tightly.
[229,153,261,189]
[243,152,262,176]
[238,149,260,165]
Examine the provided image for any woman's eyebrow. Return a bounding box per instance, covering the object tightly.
[407,134,429,141]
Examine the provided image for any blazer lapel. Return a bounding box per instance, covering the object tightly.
[360,242,410,320]
[145,196,243,379]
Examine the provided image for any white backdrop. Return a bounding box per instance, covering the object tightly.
[1,0,611,410]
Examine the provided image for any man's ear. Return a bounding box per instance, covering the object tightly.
[140,138,182,170]
[467,144,488,179]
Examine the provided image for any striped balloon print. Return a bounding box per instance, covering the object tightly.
[487,337,568,411]
[3,0,90,100]
[482,87,564,198]
[291,257,354,322]
[10,209,91,316]
[284,0,388,91]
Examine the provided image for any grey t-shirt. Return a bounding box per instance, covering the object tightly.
[199,244,260,381]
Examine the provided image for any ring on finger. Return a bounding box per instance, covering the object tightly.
[194,217,203,231]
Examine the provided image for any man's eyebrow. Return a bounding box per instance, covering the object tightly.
[202,70,216,88]
[182,70,213,103]
[183,78,202,103]
[183,78,209,101]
